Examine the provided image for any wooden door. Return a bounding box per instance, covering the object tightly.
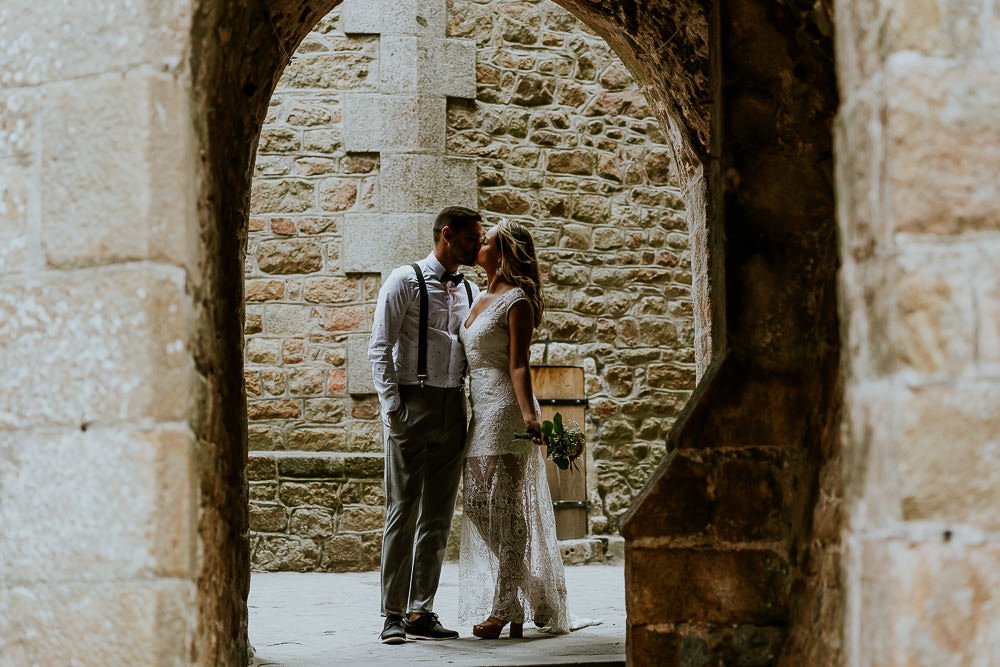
[531,366,588,540]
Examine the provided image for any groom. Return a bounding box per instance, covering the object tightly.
[368,206,483,644]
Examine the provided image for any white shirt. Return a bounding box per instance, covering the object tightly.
[368,253,480,413]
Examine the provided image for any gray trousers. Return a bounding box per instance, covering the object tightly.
[381,384,466,616]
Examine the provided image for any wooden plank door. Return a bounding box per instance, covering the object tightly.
[531,366,588,540]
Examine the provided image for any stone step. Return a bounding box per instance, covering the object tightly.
[249,451,383,480]
[558,535,625,565]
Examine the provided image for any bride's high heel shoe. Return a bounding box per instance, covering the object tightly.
[472,616,523,639]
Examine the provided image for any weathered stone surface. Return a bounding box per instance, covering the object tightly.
[341,213,435,274]
[287,367,326,395]
[249,503,287,533]
[340,505,385,532]
[40,72,195,270]
[318,178,358,211]
[287,425,347,450]
[4,581,196,666]
[379,36,476,98]
[891,250,975,377]
[304,277,360,303]
[341,0,447,36]
[256,240,323,274]
[379,154,477,213]
[247,399,300,420]
[279,481,341,509]
[343,93,446,152]
[281,53,376,90]
[245,279,285,302]
[254,535,321,571]
[0,0,190,86]
[288,507,338,539]
[320,534,365,567]
[857,539,1000,666]
[251,179,315,214]
[897,384,1000,530]
[547,149,595,175]
[629,547,789,625]
[0,266,191,428]
[275,453,345,479]
[0,427,195,581]
[885,62,1000,236]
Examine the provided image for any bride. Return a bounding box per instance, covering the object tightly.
[458,219,570,639]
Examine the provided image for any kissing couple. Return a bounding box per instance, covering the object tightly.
[367,206,572,643]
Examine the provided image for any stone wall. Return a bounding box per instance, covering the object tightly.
[446,0,695,528]
[836,0,1000,663]
[6,0,999,664]
[245,0,695,571]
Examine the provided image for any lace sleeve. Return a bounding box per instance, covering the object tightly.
[499,288,527,329]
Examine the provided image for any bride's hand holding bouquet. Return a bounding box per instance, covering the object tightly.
[516,411,585,471]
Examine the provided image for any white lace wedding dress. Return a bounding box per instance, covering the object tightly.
[457,287,570,633]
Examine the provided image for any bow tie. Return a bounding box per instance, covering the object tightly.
[440,271,464,286]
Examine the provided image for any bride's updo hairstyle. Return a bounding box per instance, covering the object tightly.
[494,219,544,328]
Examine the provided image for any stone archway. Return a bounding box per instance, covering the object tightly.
[7,0,999,665]
[0,0,841,665]
[243,0,702,575]
[188,0,840,664]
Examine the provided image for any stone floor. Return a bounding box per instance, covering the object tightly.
[249,562,626,666]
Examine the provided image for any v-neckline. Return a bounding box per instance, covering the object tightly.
[463,289,514,330]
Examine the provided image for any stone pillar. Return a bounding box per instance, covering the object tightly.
[836,0,1000,663]
[0,1,200,664]
[338,0,477,394]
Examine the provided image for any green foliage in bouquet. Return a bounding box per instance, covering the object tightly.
[515,411,585,471]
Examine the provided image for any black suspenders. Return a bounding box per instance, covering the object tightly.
[410,263,473,388]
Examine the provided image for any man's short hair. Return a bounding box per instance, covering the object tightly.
[433,206,482,242]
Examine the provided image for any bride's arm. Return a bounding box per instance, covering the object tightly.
[508,299,541,436]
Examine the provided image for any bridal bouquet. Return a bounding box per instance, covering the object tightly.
[515,412,585,471]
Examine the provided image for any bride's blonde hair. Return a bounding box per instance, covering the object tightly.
[494,219,544,328]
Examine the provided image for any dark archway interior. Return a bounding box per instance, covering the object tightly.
[188,0,839,663]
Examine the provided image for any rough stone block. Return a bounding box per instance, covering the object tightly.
[0,156,40,274]
[278,481,341,509]
[0,0,190,86]
[628,547,789,625]
[838,0,995,93]
[0,426,195,582]
[275,452,346,479]
[249,503,288,533]
[886,61,1000,236]
[339,505,385,532]
[341,212,435,274]
[835,90,888,263]
[714,450,789,542]
[343,453,385,478]
[976,247,1000,374]
[856,538,1000,665]
[253,535,321,571]
[347,333,376,394]
[897,383,1000,530]
[342,93,446,152]
[41,71,195,270]
[890,250,975,378]
[321,534,364,567]
[379,36,476,98]
[379,154,477,213]
[279,53,376,91]
[3,581,195,665]
[288,507,338,539]
[340,0,446,37]
[0,89,43,274]
[0,265,191,428]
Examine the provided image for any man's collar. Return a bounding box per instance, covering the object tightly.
[424,252,447,278]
